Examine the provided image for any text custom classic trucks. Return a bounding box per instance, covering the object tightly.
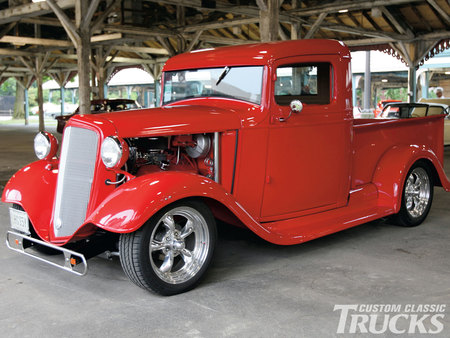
[3,40,450,295]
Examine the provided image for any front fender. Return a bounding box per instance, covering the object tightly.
[2,160,57,241]
[85,172,269,237]
[373,145,450,213]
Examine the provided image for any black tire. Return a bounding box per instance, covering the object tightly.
[119,199,217,295]
[390,162,434,227]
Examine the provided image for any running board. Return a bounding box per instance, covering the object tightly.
[6,230,88,276]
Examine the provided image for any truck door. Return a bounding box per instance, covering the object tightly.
[261,55,352,219]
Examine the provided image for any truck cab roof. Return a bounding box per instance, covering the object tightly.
[163,39,350,71]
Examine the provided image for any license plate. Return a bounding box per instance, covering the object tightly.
[9,208,30,235]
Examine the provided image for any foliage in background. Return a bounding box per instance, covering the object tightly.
[0,78,16,96]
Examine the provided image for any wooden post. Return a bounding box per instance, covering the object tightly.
[36,73,45,132]
[259,0,279,42]
[47,0,101,115]
[77,0,91,114]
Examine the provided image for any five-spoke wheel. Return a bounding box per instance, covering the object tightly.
[119,199,216,295]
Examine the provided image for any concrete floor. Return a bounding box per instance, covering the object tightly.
[0,125,449,337]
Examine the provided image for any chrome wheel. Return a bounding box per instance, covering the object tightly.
[119,200,216,295]
[149,206,210,284]
[404,167,431,218]
[390,163,434,227]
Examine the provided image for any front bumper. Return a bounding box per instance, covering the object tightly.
[6,230,88,276]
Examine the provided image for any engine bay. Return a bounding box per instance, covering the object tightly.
[124,134,215,179]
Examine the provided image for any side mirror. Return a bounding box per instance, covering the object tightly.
[278,100,304,122]
[290,100,303,114]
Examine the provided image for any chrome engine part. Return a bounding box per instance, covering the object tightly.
[186,134,211,159]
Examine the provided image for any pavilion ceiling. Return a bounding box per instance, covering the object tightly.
[0,0,448,81]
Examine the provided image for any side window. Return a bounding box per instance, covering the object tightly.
[275,63,332,105]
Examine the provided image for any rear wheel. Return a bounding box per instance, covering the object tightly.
[119,199,216,295]
[391,163,434,227]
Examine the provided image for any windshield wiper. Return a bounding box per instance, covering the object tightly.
[215,66,230,86]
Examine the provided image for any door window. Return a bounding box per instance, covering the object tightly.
[275,63,332,105]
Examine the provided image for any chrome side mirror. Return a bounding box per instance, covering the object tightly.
[290,100,303,114]
[278,100,304,122]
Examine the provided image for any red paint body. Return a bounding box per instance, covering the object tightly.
[3,40,450,246]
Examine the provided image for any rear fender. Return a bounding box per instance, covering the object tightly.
[85,172,269,236]
[373,145,450,213]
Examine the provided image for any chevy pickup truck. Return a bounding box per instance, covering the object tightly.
[3,40,450,295]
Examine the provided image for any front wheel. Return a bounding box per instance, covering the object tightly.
[119,200,217,295]
[391,163,434,227]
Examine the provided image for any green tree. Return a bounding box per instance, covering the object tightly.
[0,77,16,96]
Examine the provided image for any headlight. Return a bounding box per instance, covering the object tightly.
[34,132,58,160]
[101,136,128,169]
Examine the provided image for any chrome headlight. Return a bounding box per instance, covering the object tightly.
[101,136,128,169]
[34,132,58,160]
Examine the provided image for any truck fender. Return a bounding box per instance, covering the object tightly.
[2,160,57,240]
[372,145,450,213]
[85,171,269,237]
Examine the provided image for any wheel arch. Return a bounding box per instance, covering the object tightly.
[85,171,264,236]
[372,145,447,213]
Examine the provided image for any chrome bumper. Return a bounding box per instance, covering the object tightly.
[6,230,87,276]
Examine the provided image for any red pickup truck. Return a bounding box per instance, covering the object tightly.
[3,40,450,295]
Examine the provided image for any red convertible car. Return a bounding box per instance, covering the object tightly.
[3,40,450,295]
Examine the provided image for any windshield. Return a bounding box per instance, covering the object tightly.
[162,66,264,105]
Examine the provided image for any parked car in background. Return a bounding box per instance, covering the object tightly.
[378,102,448,119]
[374,99,401,117]
[419,98,450,145]
[31,102,78,118]
[55,98,141,133]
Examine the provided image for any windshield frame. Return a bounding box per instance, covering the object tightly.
[162,65,264,106]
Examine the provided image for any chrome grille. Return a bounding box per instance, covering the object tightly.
[53,126,99,238]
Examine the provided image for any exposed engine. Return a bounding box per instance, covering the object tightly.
[125,134,214,178]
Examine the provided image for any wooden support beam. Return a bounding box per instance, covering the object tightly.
[256,0,267,12]
[411,5,433,32]
[304,12,327,39]
[0,22,17,39]
[0,35,71,47]
[380,6,413,38]
[346,12,361,28]
[307,21,403,41]
[0,33,122,48]
[259,0,280,42]
[157,36,177,56]
[426,0,450,25]
[183,18,260,33]
[0,65,9,78]
[0,0,75,25]
[46,0,80,46]
[278,24,289,41]
[75,0,91,115]
[186,30,203,52]
[81,0,101,31]
[91,0,121,32]
[287,0,423,16]
[113,45,169,55]
[21,17,62,27]
[91,33,122,43]
[361,10,382,31]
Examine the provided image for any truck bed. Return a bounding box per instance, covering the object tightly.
[352,115,444,189]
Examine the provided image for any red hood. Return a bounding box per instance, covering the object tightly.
[70,104,242,138]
